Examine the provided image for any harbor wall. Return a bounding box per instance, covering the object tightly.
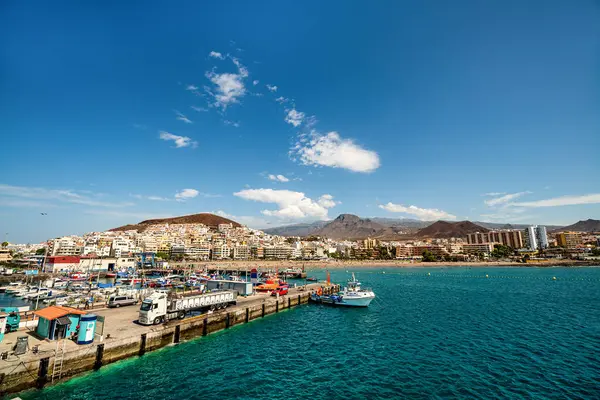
[0,285,339,396]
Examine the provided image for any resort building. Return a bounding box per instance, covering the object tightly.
[466,230,524,249]
[556,232,583,249]
[462,243,495,256]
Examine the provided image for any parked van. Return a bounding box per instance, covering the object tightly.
[108,295,138,308]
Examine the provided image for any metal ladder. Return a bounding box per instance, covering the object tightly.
[52,339,66,383]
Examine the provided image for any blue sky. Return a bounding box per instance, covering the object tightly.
[1,0,599,243]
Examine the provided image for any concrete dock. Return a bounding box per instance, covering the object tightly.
[0,283,339,396]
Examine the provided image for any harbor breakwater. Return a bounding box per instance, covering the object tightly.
[0,284,339,396]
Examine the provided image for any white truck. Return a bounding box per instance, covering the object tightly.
[138,290,237,325]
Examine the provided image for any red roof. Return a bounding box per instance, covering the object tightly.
[46,256,81,264]
[34,306,86,320]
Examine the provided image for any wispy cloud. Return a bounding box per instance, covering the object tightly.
[267,174,290,183]
[185,84,199,91]
[508,193,600,208]
[159,131,198,148]
[175,110,193,124]
[234,188,338,220]
[482,192,506,197]
[285,108,305,127]
[292,131,380,173]
[275,96,288,104]
[84,210,174,220]
[224,120,240,128]
[130,194,170,201]
[266,84,278,92]
[379,202,457,221]
[205,57,249,110]
[0,184,133,208]
[253,80,259,86]
[209,51,225,60]
[484,191,531,207]
[190,105,208,112]
[132,123,147,130]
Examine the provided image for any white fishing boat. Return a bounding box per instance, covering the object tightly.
[310,273,375,307]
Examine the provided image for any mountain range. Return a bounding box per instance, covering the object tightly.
[109,212,598,239]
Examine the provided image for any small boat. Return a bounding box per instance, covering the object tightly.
[310,273,375,307]
[306,277,318,282]
[106,272,117,278]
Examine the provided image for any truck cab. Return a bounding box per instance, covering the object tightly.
[138,292,167,325]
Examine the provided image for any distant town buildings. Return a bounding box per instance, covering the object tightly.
[466,230,524,248]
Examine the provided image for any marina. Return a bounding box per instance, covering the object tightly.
[0,267,341,397]
[3,266,597,400]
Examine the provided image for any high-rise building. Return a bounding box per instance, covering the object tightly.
[556,232,583,249]
[523,225,548,251]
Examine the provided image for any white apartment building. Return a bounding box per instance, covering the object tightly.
[51,237,83,256]
[264,246,293,259]
[233,245,250,260]
[212,245,231,259]
[185,246,211,260]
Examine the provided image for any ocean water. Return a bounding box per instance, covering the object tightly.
[16,267,600,399]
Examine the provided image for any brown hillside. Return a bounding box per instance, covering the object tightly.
[110,213,241,232]
[415,220,488,239]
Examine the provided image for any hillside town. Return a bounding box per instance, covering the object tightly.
[1,214,599,273]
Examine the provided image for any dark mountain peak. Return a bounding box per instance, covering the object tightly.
[335,214,361,222]
[552,219,600,233]
[415,220,488,239]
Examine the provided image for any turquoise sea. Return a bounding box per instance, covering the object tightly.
[16,267,600,399]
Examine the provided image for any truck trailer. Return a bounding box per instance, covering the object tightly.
[138,290,237,325]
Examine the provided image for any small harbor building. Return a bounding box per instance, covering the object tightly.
[33,306,87,340]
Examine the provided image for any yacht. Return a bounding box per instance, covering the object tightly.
[310,273,375,307]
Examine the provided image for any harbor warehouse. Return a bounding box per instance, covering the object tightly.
[34,306,87,340]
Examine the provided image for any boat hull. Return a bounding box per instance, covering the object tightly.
[309,294,374,307]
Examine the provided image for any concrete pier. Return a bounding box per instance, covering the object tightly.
[0,283,340,396]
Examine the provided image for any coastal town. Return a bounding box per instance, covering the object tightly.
[1,214,599,274]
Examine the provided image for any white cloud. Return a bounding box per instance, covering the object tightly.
[175,110,193,124]
[84,210,174,220]
[508,193,600,208]
[234,188,338,220]
[175,189,199,201]
[268,174,290,183]
[285,109,305,127]
[209,51,225,60]
[293,131,380,173]
[484,191,531,207]
[275,96,288,104]
[191,105,208,112]
[224,120,240,128]
[482,192,506,196]
[379,202,457,221]
[186,84,199,91]
[317,194,338,208]
[0,184,134,208]
[266,84,278,92]
[205,58,249,110]
[159,131,198,148]
[253,80,259,86]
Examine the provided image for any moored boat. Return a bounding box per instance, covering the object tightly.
[310,273,375,307]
